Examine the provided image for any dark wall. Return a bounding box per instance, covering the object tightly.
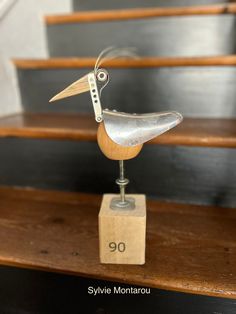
[73,0,230,11]
[17,67,236,118]
[47,15,236,57]
[0,138,235,208]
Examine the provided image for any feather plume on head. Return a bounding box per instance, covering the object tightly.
[94,47,138,95]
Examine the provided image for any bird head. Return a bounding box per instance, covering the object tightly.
[49,47,137,122]
[49,67,109,122]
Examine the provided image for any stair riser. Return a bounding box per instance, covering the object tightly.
[47,16,235,57]
[73,0,224,11]
[17,67,236,118]
[1,266,236,313]
[0,138,235,208]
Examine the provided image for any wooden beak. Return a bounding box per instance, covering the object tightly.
[49,74,90,102]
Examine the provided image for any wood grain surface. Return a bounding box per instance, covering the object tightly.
[13,56,236,69]
[97,122,143,160]
[0,186,235,299]
[0,113,96,141]
[45,4,236,24]
[99,194,146,264]
[0,113,235,148]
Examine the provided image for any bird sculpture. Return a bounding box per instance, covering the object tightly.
[50,48,183,210]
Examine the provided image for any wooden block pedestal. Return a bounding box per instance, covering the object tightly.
[99,194,146,265]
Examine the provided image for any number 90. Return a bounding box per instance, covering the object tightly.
[109,242,126,252]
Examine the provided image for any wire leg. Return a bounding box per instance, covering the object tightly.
[110,160,135,210]
[118,160,127,203]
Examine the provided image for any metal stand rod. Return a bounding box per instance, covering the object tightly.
[111,160,135,210]
[119,160,125,203]
[116,160,129,204]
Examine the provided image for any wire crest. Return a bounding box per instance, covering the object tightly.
[94,47,138,73]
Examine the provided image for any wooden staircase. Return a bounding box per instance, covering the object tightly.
[1,1,236,303]
[45,3,236,24]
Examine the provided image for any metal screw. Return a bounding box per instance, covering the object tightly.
[96,116,102,122]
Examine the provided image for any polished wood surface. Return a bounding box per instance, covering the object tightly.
[0,113,235,148]
[45,3,236,24]
[13,55,236,69]
[97,122,143,160]
[99,194,146,264]
[0,113,96,141]
[0,186,235,299]
[155,117,236,147]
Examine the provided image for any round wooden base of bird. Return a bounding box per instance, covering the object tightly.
[97,122,143,160]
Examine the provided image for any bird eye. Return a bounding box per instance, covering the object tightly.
[96,69,108,82]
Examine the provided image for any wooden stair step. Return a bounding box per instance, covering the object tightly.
[0,186,235,299]
[13,55,236,69]
[0,113,96,142]
[0,113,236,148]
[45,3,236,24]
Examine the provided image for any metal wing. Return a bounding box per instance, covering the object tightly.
[103,110,183,147]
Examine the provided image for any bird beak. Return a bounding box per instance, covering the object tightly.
[49,73,90,102]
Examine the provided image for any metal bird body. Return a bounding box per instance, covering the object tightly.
[49,48,183,209]
[103,109,182,147]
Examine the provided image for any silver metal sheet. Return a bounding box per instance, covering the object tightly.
[103,110,183,146]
